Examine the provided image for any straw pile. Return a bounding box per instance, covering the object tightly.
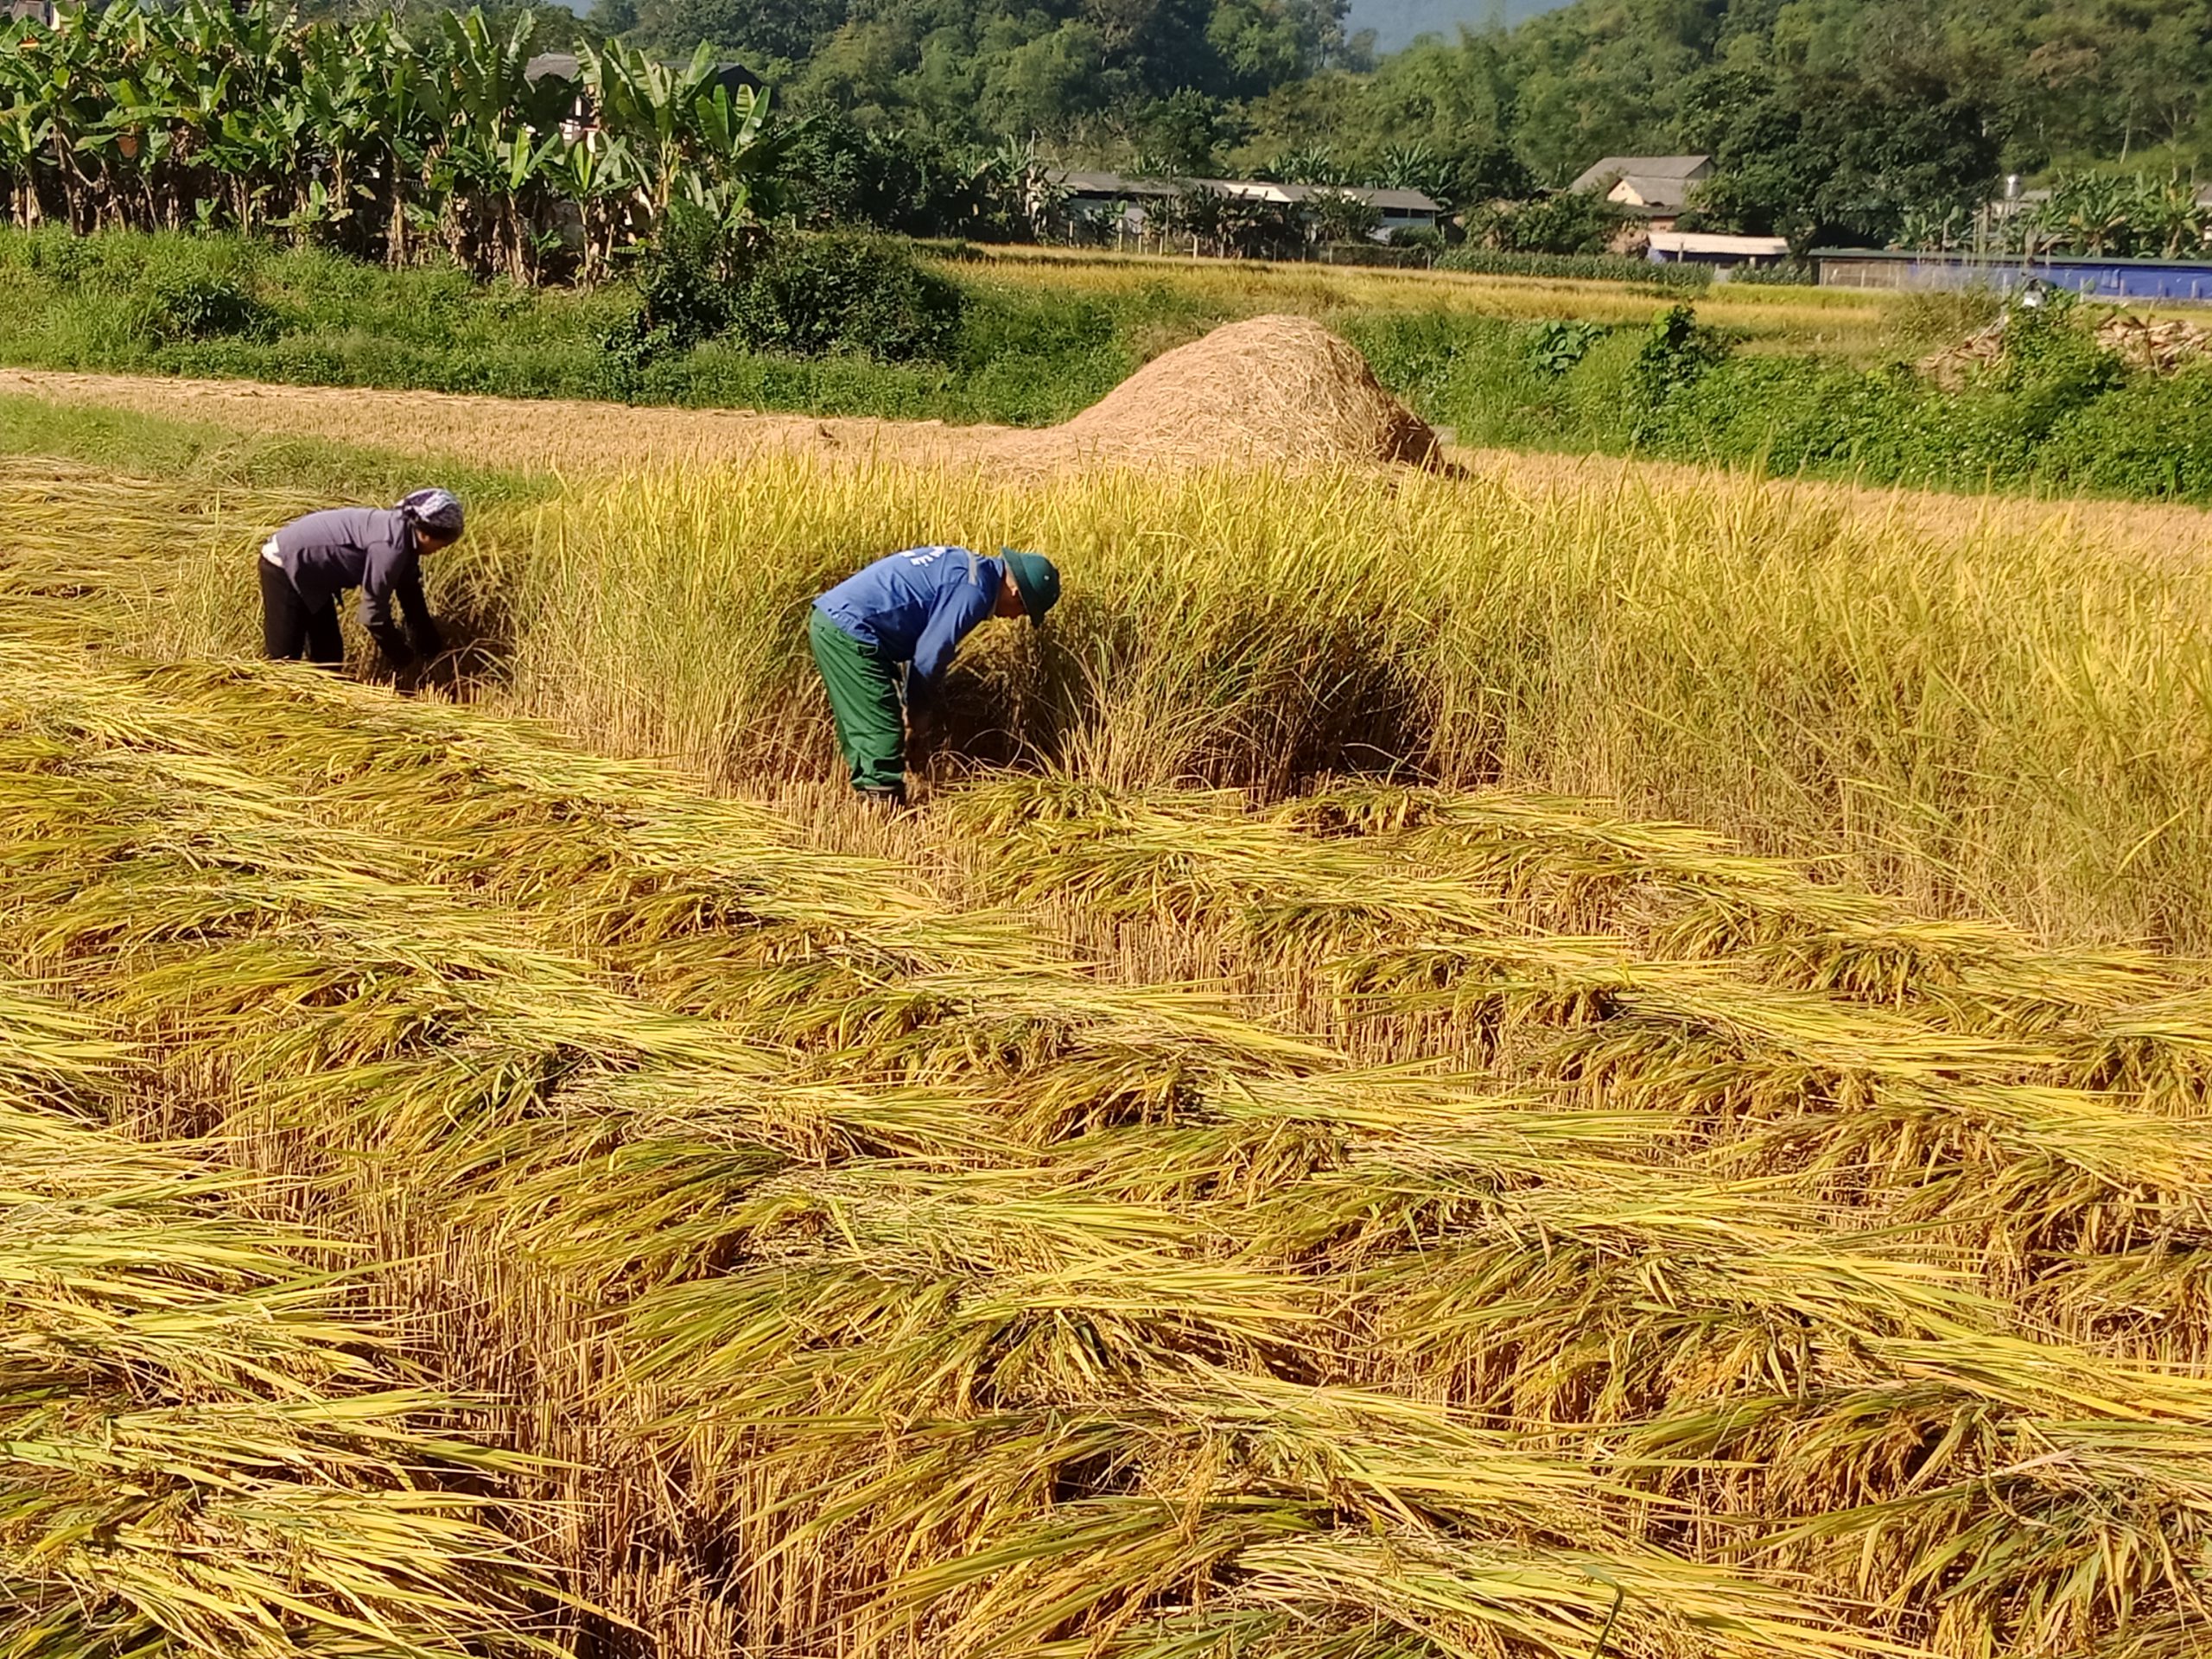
[0,318,1440,478]
[2094,311,2212,373]
[1918,308,2210,388]
[1017,314,1440,470]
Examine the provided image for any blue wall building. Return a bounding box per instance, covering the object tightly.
[1814,250,2212,304]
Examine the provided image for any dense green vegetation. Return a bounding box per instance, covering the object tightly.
[15,0,2207,269]
[6,226,2211,505]
[1370,296,2212,500]
[0,0,791,279]
[576,0,2212,234]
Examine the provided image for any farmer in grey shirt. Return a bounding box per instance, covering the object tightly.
[258,488,461,670]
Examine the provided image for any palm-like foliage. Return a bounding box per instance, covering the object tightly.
[0,0,783,278]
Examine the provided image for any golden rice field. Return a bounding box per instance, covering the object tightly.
[6,424,2212,1659]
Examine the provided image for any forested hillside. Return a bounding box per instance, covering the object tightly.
[570,0,2209,200]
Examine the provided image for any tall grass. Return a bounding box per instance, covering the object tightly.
[16,446,2212,947]
[468,456,2212,950]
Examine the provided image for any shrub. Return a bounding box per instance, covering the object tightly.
[730,232,964,363]
[1626,304,1733,438]
[126,270,269,345]
[1526,319,1603,375]
[1884,286,2005,353]
[2039,363,2212,500]
[1462,191,1624,255]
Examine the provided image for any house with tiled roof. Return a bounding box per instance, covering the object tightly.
[1569,154,1713,232]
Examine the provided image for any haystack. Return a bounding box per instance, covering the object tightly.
[0,320,1445,478]
[997,315,1440,472]
[1917,308,2212,390]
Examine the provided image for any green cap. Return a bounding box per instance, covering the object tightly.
[1001,549,1060,626]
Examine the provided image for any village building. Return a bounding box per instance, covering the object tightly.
[1645,230,1792,271]
[1058,171,1440,246]
[1568,154,1714,232]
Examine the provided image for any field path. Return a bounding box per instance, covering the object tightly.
[6,363,2210,561]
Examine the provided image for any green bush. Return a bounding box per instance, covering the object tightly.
[126,270,270,344]
[730,232,964,363]
[1461,193,1624,256]
[1625,304,1734,438]
[2040,365,2212,500]
[1526,319,1603,374]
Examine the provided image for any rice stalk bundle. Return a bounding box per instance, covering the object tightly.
[0,981,553,1659]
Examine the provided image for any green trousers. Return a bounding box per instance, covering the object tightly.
[808,610,904,793]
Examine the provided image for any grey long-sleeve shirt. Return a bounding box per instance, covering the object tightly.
[264,506,442,661]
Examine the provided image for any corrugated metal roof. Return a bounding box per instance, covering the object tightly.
[1055,173,1440,213]
[1353,186,1442,213]
[1056,170,1180,199]
[1648,232,1789,256]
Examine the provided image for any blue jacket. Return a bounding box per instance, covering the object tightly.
[813,546,1003,715]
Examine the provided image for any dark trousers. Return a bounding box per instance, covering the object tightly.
[259,558,343,664]
[808,610,905,794]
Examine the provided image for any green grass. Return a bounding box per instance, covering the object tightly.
[9,226,2212,505]
[0,226,1162,423]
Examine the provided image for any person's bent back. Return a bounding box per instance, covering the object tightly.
[259,487,461,671]
[810,543,1060,808]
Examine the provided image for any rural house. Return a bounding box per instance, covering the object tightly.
[1058,171,1440,247]
[1645,230,1792,271]
[1569,154,1713,232]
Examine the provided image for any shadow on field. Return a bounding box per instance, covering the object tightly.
[926,588,1438,797]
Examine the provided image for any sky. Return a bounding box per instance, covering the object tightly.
[542,0,1572,62]
[1342,0,1566,53]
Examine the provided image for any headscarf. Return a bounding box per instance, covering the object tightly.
[396,487,465,539]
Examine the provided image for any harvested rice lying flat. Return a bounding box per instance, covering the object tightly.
[6,409,2212,1658]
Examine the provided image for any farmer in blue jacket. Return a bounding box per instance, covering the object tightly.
[810,544,1061,806]
[257,488,461,671]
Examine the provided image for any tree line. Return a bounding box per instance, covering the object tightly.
[8,0,2208,270]
[563,0,2210,247]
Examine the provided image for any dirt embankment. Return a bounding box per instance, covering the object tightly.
[0,315,1435,480]
[4,315,2210,563]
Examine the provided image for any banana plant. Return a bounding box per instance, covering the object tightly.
[550,127,635,283]
[0,0,790,279]
[687,80,789,228]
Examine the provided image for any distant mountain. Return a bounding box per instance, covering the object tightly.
[1344,0,1567,53]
